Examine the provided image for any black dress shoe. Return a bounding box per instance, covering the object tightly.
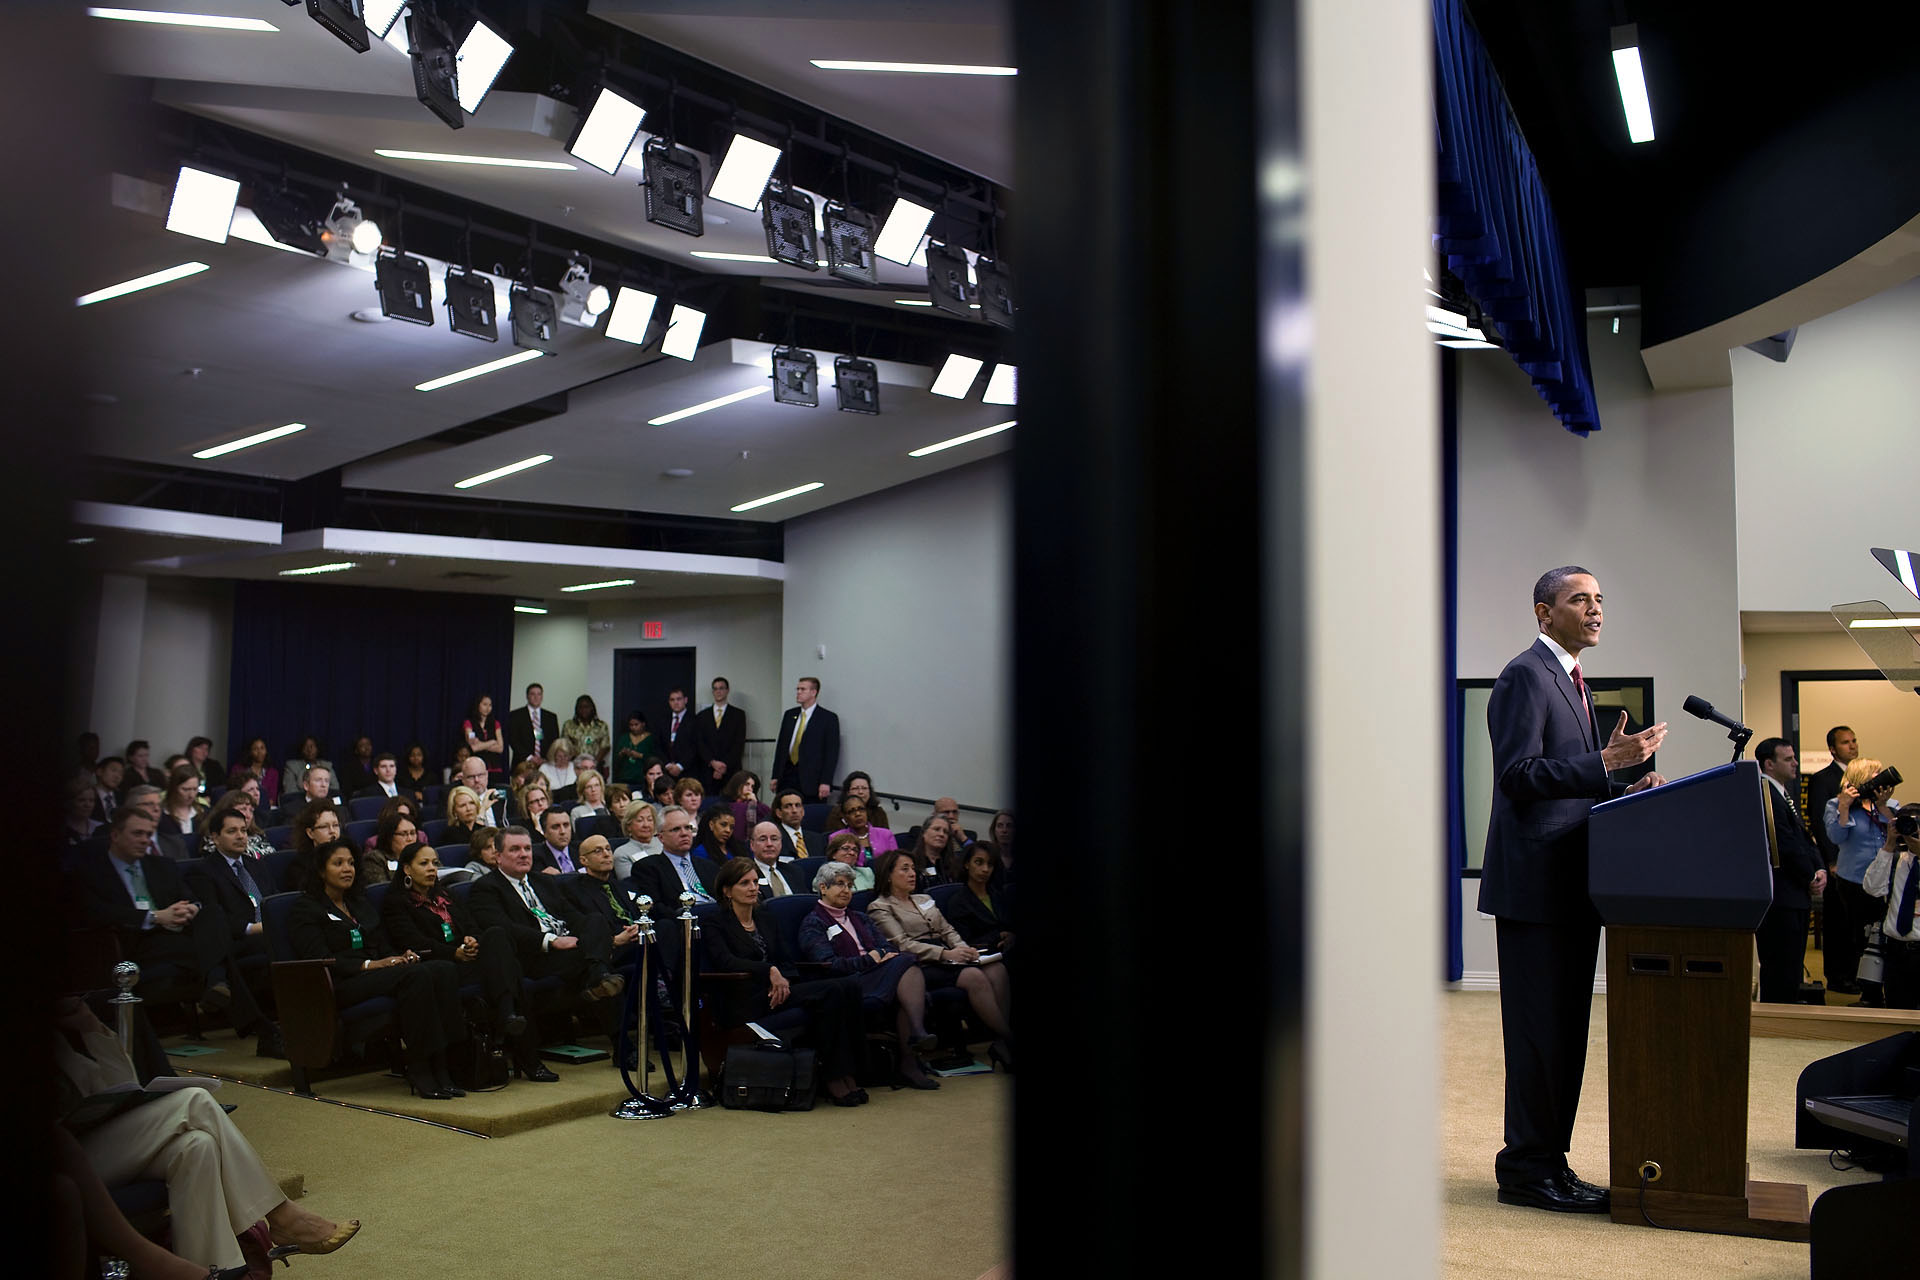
[1559,1168,1609,1200]
[1497,1175,1609,1213]
[517,1060,560,1082]
[254,1026,287,1060]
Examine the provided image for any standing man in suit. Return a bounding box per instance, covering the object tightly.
[90,757,125,823]
[691,676,747,790]
[508,682,561,767]
[1754,737,1827,1003]
[661,687,694,781]
[773,677,841,802]
[1805,725,1857,983]
[351,752,402,802]
[1479,566,1668,1214]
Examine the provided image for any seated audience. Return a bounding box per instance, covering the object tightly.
[122,738,168,793]
[869,849,1013,1070]
[932,798,977,850]
[539,737,579,796]
[987,810,1015,872]
[196,790,274,860]
[290,799,342,860]
[91,757,125,823]
[824,832,875,892]
[745,821,799,896]
[184,737,223,795]
[564,833,644,967]
[904,816,956,887]
[119,785,187,860]
[606,782,632,825]
[773,788,822,860]
[185,808,283,1056]
[231,736,279,808]
[693,805,739,863]
[75,731,101,779]
[533,807,578,875]
[228,773,264,814]
[396,743,432,806]
[159,765,205,840]
[461,694,506,778]
[436,826,501,888]
[641,758,667,803]
[629,807,719,970]
[946,842,1014,954]
[703,857,869,1105]
[561,696,611,771]
[613,803,662,882]
[670,777,705,817]
[273,763,339,826]
[840,771,888,828]
[288,840,468,1099]
[65,779,101,845]
[336,736,376,796]
[725,771,774,835]
[467,826,624,1019]
[1863,806,1920,1010]
[517,778,553,829]
[799,860,938,1088]
[350,752,402,802]
[570,769,612,822]
[828,796,897,863]
[441,785,482,844]
[611,713,658,789]
[649,773,675,812]
[364,804,424,889]
[280,736,330,803]
[455,754,508,827]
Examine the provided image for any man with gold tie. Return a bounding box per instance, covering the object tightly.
[773,676,841,803]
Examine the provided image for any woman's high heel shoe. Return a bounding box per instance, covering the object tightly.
[892,1068,940,1091]
[268,1218,361,1262]
[988,1040,1014,1074]
[431,1049,467,1098]
[406,1071,453,1100]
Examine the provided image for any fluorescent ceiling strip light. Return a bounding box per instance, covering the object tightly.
[648,385,765,425]
[454,454,553,490]
[363,0,405,39]
[560,578,637,593]
[660,304,706,360]
[874,196,935,266]
[1847,617,1920,629]
[909,420,1015,457]
[87,7,276,31]
[76,261,208,306]
[731,482,824,512]
[166,166,240,243]
[930,353,984,399]
[1611,38,1655,143]
[893,299,933,306]
[808,59,1016,76]
[192,422,305,459]
[279,562,356,576]
[603,287,659,345]
[1437,339,1498,350]
[691,250,778,264]
[569,87,647,175]
[455,20,514,113]
[374,149,575,170]
[708,134,782,210]
[513,604,549,614]
[415,348,545,392]
[983,363,1017,405]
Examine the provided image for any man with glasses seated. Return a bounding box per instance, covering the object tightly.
[629,807,720,976]
[467,826,624,1014]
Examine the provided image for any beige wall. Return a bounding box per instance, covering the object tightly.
[1739,628,1874,747]
[1744,628,1920,786]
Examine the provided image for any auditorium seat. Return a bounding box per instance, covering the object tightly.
[764,893,820,963]
[929,883,966,916]
[787,857,828,894]
[206,786,227,805]
[421,819,448,845]
[342,819,378,849]
[424,785,445,812]
[435,843,470,867]
[802,802,833,830]
[262,890,399,1096]
[347,797,385,821]
[850,888,877,914]
[263,824,293,850]
[258,850,299,896]
[570,814,598,847]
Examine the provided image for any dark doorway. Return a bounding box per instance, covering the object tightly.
[613,647,697,754]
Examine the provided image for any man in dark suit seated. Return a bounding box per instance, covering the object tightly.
[745,822,798,897]
[1479,566,1668,1215]
[771,789,823,860]
[564,834,644,966]
[118,786,187,861]
[467,827,624,1016]
[350,752,402,802]
[90,756,125,823]
[629,806,719,977]
[533,808,578,875]
[272,764,339,827]
[70,808,271,1047]
[1754,737,1827,1003]
[184,808,285,1057]
[772,676,840,802]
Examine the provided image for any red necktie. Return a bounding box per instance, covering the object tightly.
[1570,663,1595,744]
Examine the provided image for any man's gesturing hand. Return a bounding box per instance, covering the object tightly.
[1601,711,1667,772]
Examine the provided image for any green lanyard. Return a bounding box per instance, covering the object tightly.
[604,882,632,923]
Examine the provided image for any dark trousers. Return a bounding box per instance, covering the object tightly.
[1883,939,1920,1011]
[333,958,465,1066]
[510,915,614,990]
[456,924,526,1009]
[124,904,265,1031]
[1825,877,1885,989]
[1755,905,1811,1003]
[1494,916,1600,1186]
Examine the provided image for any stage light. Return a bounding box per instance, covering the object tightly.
[770,347,819,407]
[415,348,544,391]
[247,185,327,254]
[321,193,380,263]
[642,138,705,236]
[444,267,497,340]
[363,0,405,39]
[834,357,879,415]
[408,6,463,130]
[87,8,277,32]
[908,420,1014,457]
[708,132,781,210]
[1610,26,1655,143]
[731,482,823,513]
[279,562,357,576]
[647,386,765,426]
[509,284,560,354]
[823,202,877,284]
[373,149,574,170]
[874,195,934,265]
[192,423,305,460]
[165,166,239,244]
[761,181,819,271]
[306,0,368,52]
[603,287,659,346]
[982,363,1016,405]
[931,353,983,398]
[560,578,637,593]
[374,247,434,325]
[454,19,512,114]
[456,454,554,489]
[660,304,706,360]
[76,262,209,307]
[975,257,1015,329]
[569,87,646,175]
[556,257,610,328]
[925,242,975,318]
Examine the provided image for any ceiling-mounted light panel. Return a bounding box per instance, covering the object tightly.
[708,133,782,210]
[570,87,647,175]
[165,166,240,244]
[874,196,935,266]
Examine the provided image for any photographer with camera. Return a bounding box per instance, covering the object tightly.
[1823,758,1902,1006]
[1862,804,1920,1009]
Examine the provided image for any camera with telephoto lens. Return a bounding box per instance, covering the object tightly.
[1858,765,1903,798]
[1895,807,1919,840]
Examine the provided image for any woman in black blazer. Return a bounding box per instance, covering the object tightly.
[944,842,1014,955]
[287,840,468,1100]
[700,858,869,1106]
[378,842,535,1050]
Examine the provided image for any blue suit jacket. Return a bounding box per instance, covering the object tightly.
[1476,637,1624,925]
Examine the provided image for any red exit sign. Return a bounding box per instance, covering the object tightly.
[643,620,664,640]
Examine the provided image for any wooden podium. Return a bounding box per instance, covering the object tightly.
[1589,761,1810,1241]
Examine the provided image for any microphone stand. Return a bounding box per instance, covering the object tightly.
[610,896,673,1120]
[667,891,710,1110]
[1727,725,1752,765]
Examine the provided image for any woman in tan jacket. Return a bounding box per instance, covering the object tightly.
[868,850,1013,1070]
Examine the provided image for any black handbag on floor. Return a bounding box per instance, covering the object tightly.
[719,1041,817,1111]
[453,1030,511,1092]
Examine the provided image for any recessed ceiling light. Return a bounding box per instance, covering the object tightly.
[415,348,546,392]
[808,59,1017,76]
[76,261,209,307]
[560,578,637,593]
[192,422,306,460]
[708,133,783,210]
[660,304,706,360]
[454,454,554,490]
[983,364,1017,405]
[731,482,824,512]
[662,468,695,478]
[69,536,97,545]
[373,149,576,170]
[1610,26,1656,144]
[87,7,277,31]
[1848,617,1920,629]
[690,250,778,264]
[892,298,933,306]
[648,385,766,426]
[568,87,647,175]
[280,562,357,576]
[165,166,239,243]
[603,286,659,346]
[454,19,514,114]
[908,420,1015,457]
[930,353,984,399]
[874,196,935,266]
[513,604,549,615]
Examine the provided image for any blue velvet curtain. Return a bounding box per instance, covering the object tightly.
[1433,0,1601,435]
[225,581,514,778]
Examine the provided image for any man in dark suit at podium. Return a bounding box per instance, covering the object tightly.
[1479,566,1668,1214]
[1754,737,1828,1003]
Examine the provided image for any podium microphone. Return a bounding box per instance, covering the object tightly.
[1683,695,1752,763]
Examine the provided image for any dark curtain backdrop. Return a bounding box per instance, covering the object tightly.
[225,581,513,779]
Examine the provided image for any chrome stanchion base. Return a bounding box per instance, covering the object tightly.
[610,1096,676,1120]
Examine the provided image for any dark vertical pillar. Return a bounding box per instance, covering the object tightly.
[1012,1,1304,1274]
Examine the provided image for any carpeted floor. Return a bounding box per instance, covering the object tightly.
[1442,990,1878,1279]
